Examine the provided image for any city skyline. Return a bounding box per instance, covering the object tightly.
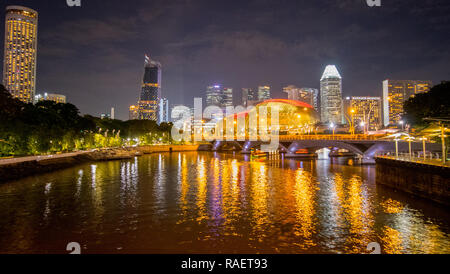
[0,1,449,258]
[0,0,449,120]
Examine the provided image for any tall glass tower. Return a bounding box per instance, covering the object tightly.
[258,86,271,101]
[206,85,233,109]
[320,65,343,124]
[242,88,257,107]
[3,6,38,104]
[139,55,161,121]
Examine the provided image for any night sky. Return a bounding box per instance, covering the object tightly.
[1,0,449,120]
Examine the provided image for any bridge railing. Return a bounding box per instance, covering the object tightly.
[218,134,383,141]
[375,152,449,167]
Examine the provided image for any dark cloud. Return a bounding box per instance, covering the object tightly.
[1,0,449,120]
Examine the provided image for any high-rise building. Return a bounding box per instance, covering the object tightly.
[223,88,233,108]
[344,97,382,131]
[3,6,38,104]
[129,105,139,120]
[382,80,432,126]
[206,85,222,107]
[320,65,343,124]
[101,113,111,119]
[206,85,233,109]
[111,107,115,120]
[242,88,257,107]
[258,86,271,101]
[159,98,169,123]
[138,55,161,121]
[34,93,66,104]
[283,85,319,111]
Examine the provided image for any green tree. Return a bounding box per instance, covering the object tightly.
[404,81,450,127]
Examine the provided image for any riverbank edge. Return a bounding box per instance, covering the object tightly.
[0,144,212,182]
[375,157,450,206]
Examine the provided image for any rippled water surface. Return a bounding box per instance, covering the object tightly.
[0,152,449,254]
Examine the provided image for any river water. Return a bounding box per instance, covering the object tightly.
[0,152,449,254]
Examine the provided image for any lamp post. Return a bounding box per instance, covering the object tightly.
[330,123,336,137]
[440,123,447,164]
[395,138,399,158]
[408,138,413,160]
[350,109,355,135]
[421,137,427,161]
[360,122,366,135]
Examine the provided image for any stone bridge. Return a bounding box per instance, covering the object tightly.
[211,135,443,164]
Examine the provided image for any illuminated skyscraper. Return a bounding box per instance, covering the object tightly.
[242,88,257,107]
[283,85,319,111]
[34,93,66,104]
[138,55,161,121]
[129,105,139,120]
[258,86,271,101]
[344,97,382,131]
[320,65,343,124]
[206,85,233,108]
[159,98,169,123]
[382,79,432,126]
[3,6,38,104]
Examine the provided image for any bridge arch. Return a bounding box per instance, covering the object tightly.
[287,140,366,157]
[242,141,288,153]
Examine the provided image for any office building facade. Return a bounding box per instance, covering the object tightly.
[320,65,344,124]
[206,85,233,109]
[344,96,382,131]
[138,55,161,121]
[129,105,139,120]
[258,86,271,101]
[159,98,169,123]
[382,79,432,126]
[283,85,319,111]
[3,6,38,104]
[34,93,66,104]
[242,88,258,107]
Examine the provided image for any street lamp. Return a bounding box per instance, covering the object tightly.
[350,109,355,135]
[420,137,427,160]
[360,122,366,135]
[406,136,415,160]
[399,120,405,131]
[330,123,336,137]
[394,138,400,158]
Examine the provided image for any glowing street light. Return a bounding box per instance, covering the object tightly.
[406,136,415,159]
[330,123,336,136]
[399,120,405,131]
[419,137,427,160]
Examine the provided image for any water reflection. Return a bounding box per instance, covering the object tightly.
[0,152,448,254]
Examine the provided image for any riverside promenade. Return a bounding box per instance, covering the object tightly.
[375,155,450,206]
[0,144,211,182]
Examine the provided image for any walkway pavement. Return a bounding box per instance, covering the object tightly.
[376,155,450,168]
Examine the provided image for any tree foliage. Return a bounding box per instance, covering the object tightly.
[403,81,450,127]
[0,84,173,156]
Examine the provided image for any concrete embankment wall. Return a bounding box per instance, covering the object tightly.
[0,144,212,182]
[375,158,450,206]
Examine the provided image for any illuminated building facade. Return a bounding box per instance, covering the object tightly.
[320,65,344,124]
[258,86,271,101]
[159,98,169,123]
[220,99,319,137]
[34,93,66,104]
[129,105,139,120]
[344,96,382,131]
[3,6,38,104]
[242,88,257,107]
[206,85,233,108]
[283,85,319,111]
[138,55,161,121]
[382,79,432,126]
